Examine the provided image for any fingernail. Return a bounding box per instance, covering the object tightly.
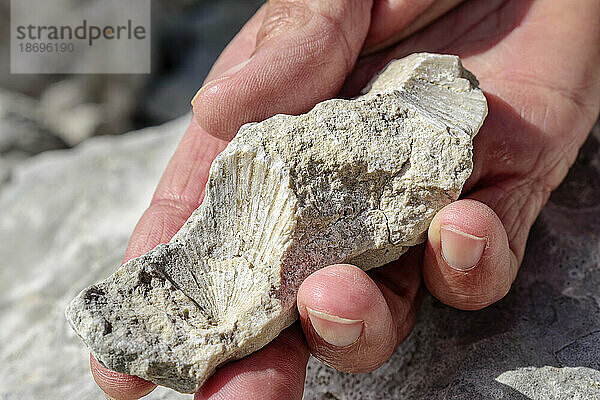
[191,58,252,106]
[440,226,486,271]
[306,307,363,347]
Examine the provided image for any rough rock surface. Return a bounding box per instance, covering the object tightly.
[0,117,191,399]
[65,53,487,393]
[0,110,599,398]
[303,120,600,400]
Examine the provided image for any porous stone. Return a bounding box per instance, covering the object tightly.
[1,106,599,400]
[496,366,600,399]
[65,53,487,393]
[0,117,189,399]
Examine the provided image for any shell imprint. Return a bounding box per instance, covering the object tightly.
[66,53,488,393]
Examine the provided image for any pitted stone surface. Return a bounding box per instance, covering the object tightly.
[1,107,598,399]
[65,53,487,393]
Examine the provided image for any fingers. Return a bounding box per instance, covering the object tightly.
[196,326,309,400]
[297,264,395,372]
[423,199,518,310]
[364,0,465,54]
[192,0,372,140]
[297,256,423,372]
[91,355,155,400]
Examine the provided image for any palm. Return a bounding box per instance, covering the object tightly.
[353,0,598,280]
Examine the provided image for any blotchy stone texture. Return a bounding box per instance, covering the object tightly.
[1,116,599,398]
[0,118,190,399]
[303,121,600,400]
[65,53,487,393]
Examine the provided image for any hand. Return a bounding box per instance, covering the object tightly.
[92,0,600,398]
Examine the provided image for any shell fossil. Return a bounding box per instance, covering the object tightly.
[65,53,488,393]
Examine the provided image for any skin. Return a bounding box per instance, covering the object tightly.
[91,0,600,399]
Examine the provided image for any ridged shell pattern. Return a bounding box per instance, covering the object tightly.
[169,144,298,326]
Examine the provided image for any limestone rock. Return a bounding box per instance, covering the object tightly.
[2,117,598,400]
[496,366,600,399]
[65,53,487,393]
[0,117,188,399]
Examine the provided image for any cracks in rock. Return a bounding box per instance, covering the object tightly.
[553,329,600,366]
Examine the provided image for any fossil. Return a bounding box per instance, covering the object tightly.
[65,53,487,393]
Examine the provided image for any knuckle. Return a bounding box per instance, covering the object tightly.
[257,0,356,74]
[258,0,312,43]
[442,266,511,310]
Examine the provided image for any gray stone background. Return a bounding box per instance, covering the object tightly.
[0,1,599,399]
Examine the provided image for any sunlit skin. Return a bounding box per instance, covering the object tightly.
[90,1,600,399]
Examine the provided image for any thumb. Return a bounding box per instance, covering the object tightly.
[423,198,521,311]
[192,0,372,140]
[424,153,558,310]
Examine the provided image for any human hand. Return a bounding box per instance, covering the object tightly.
[93,0,600,398]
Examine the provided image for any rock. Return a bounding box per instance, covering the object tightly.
[65,53,487,393]
[302,120,600,399]
[0,111,598,399]
[496,366,600,399]
[0,117,190,399]
[38,77,142,146]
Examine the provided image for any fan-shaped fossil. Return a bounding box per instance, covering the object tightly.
[66,53,487,393]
